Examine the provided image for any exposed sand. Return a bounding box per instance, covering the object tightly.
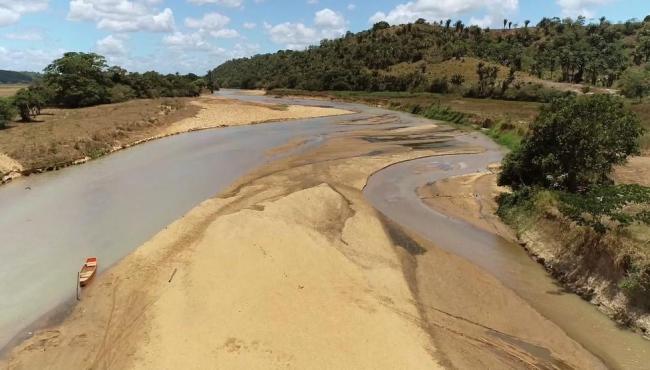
[2,112,605,369]
[418,171,516,241]
[162,96,352,135]
[0,153,22,178]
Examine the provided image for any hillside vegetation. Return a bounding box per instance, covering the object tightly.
[0,70,36,84]
[214,16,650,101]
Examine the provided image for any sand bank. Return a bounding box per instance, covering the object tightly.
[162,96,352,135]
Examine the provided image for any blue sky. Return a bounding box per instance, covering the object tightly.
[0,0,648,74]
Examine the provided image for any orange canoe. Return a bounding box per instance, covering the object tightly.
[79,257,98,287]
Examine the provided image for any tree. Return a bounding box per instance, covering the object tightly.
[619,68,650,101]
[499,95,644,192]
[0,98,15,129]
[503,19,508,30]
[524,20,530,29]
[476,62,499,97]
[44,52,110,108]
[13,88,46,121]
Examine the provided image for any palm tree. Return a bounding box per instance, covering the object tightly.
[503,19,508,30]
[524,20,530,28]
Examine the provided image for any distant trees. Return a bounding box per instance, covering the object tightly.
[212,16,646,94]
[37,52,202,109]
[499,95,644,192]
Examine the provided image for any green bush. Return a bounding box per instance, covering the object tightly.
[109,84,137,103]
[499,95,644,192]
[0,97,16,128]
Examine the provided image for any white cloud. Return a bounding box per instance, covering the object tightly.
[4,30,44,41]
[186,0,243,7]
[469,15,493,28]
[0,46,64,71]
[267,22,318,49]
[267,8,348,49]
[96,34,126,56]
[556,0,612,17]
[242,22,256,29]
[210,28,239,38]
[185,12,230,30]
[370,0,518,27]
[0,0,48,27]
[163,31,212,50]
[314,8,345,29]
[347,4,356,11]
[68,0,175,32]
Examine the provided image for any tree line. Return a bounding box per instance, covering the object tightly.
[212,15,650,100]
[0,52,219,127]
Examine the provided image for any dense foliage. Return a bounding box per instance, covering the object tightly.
[42,52,204,109]
[213,16,649,97]
[0,52,208,123]
[498,95,644,191]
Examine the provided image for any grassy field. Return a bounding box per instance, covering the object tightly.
[0,84,27,97]
[0,98,199,171]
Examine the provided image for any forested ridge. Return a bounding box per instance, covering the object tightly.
[212,16,650,98]
[0,70,36,84]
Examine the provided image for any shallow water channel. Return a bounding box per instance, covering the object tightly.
[363,133,650,369]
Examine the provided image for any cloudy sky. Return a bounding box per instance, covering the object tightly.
[0,0,647,74]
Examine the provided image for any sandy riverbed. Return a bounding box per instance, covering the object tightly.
[2,113,606,369]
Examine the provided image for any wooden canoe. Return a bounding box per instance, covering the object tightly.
[79,257,98,287]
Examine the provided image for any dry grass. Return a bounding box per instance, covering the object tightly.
[630,101,650,154]
[0,98,200,170]
[0,84,27,97]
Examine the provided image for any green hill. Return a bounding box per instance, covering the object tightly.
[212,16,650,97]
[0,70,36,84]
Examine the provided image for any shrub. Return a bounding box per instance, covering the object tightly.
[428,77,448,93]
[0,98,16,128]
[109,84,137,103]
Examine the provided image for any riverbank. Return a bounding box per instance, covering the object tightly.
[419,171,650,337]
[0,94,351,183]
[1,107,606,369]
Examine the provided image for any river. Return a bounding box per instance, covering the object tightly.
[1,91,648,368]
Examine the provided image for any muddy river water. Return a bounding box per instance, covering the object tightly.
[1,91,648,368]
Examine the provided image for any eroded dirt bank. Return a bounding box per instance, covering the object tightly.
[2,113,605,369]
[418,171,650,365]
